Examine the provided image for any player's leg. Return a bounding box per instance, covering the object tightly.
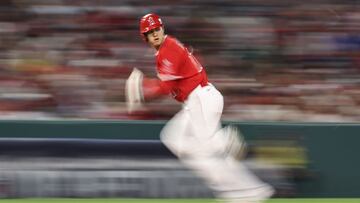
[160,108,193,157]
[184,85,274,202]
[160,85,223,158]
[210,124,247,160]
[176,85,233,189]
[160,85,228,190]
[160,85,273,202]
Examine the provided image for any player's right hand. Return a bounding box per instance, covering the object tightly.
[125,68,144,113]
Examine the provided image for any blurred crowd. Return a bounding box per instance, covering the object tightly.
[0,0,360,122]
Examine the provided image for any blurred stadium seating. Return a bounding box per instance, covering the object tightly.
[0,0,359,122]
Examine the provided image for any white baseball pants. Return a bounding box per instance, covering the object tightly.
[160,84,273,201]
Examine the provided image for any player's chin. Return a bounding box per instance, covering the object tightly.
[151,41,161,48]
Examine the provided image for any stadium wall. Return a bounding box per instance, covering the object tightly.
[0,120,359,198]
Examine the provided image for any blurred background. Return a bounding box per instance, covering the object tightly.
[0,0,360,122]
[0,0,360,200]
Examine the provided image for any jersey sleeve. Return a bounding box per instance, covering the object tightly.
[142,77,177,101]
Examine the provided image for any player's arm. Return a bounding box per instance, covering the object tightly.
[125,68,174,113]
[142,77,174,101]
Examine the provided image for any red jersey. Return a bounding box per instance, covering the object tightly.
[153,35,208,102]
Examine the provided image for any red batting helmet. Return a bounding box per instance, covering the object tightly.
[139,13,163,39]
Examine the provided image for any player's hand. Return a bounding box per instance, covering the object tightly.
[125,68,144,113]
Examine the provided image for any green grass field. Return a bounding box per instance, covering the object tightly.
[0,199,359,203]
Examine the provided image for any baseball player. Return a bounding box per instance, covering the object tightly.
[126,13,274,203]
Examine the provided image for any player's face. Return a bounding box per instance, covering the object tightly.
[145,27,165,50]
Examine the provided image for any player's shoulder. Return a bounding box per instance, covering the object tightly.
[163,35,186,51]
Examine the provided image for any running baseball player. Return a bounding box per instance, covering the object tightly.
[126,13,274,203]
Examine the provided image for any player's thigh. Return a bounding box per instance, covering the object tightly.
[160,109,192,156]
[188,85,224,139]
